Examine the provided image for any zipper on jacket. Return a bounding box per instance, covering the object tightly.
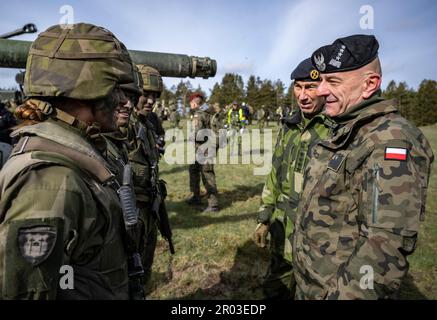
[371,163,381,224]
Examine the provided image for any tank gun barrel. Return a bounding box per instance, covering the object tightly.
[0,39,217,79]
[0,24,37,39]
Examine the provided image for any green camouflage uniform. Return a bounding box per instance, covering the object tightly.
[118,112,160,286]
[0,23,142,300]
[258,110,332,299]
[0,119,129,299]
[169,109,181,129]
[189,106,218,208]
[257,108,266,130]
[293,95,434,299]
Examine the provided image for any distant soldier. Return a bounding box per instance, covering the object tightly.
[241,102,250,126]
[275,106,283,126]
[253,58,332,299]
[136,65,166,153]
[210,103,224,131]
[186,92,219,212]
[226,101,245,155]
[257,106,266,131]
[227,101,245,130]
[169,105,181,129]
[293,35,434,299]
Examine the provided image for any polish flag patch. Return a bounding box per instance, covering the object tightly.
[385,147,407,161]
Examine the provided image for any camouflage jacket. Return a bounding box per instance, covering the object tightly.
[119,113,160,204]
[190,105,214,149]
[0,119,129,299]
[258,110,331,225]
[293,95,434,300]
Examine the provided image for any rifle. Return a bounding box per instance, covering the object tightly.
[118,164,146,300]
[136,123,175,255]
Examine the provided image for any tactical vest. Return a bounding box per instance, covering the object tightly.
[121,114,159,203]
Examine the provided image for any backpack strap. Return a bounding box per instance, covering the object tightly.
[10,136,115,185]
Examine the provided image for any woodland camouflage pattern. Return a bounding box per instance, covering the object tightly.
[24,23,141,100]
[0,23,141,299]
[137,65,163,95]
[189,107,218,206]
[119,112,160,285]
[258,109,331,298]
[0,120,129,299]
[292,95,434,299]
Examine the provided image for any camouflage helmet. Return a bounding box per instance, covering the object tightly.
[137,65,163,97]
[120,64,143,97]
[24,23,142,100]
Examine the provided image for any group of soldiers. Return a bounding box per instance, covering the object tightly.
[0,22,434,301]
[0,23,173,299]
[253,34,434,299]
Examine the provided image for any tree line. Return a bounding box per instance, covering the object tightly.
[2,74,436,127]
[161,73,437,127]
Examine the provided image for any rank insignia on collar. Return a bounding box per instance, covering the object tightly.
[18,226,57,265]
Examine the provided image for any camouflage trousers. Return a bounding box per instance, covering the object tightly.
[263,207,296,299]
[138,203,158,288]
[189,161,218,207]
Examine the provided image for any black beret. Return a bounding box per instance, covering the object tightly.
[311,34,379,73]
[290,58,321,82]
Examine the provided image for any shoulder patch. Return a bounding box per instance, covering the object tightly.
[385,147,408,161]
[18,225,58,265]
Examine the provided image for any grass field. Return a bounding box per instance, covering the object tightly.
[148,120,437,300]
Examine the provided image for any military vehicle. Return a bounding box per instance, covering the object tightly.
[0,24,37,104]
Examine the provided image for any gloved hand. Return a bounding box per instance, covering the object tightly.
[253,223,269,248]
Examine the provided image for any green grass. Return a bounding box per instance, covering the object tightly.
[148,120,437,300]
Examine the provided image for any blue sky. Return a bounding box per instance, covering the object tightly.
[0,0,436,95]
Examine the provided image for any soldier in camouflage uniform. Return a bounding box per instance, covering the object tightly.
[187,92,219,212]
[253,58,332,299]
[136,66,166,149]
[210,102,224,132]
[110,64,165,288]
[169,105,181,130]
[293,35,434,299]
[257,106,266,131]
[0,23,142,299]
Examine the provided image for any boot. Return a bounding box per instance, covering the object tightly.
[186,194,201,206]
[203,194,219,213]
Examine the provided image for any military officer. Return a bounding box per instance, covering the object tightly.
[253,58,332,299]
[293,35,434,299]
[0,23,142,299]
